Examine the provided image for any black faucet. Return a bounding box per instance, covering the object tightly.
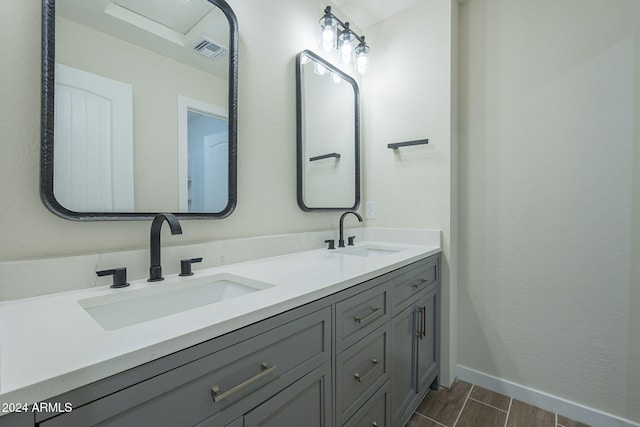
[338,211,363,248]
[148,213,183,282]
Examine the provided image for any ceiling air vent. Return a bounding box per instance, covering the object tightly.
[193,38,226,60]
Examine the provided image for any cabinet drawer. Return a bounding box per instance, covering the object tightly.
[335,284,389,353]
[41,307,331,427]
[336,324,390,426]
[240,362,332,427]
[390,256,438,315]
[343,381,390,427]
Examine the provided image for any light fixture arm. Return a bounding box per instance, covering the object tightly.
[322,6,367,46]
[319,5,370,74]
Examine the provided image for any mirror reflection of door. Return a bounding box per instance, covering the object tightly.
[54,64,135,212]
[187,111,228,212]
[177,95,229,213]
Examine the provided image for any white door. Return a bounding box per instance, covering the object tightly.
[203,135,228,212]
[177,96,228,212]
[54,63,134,212]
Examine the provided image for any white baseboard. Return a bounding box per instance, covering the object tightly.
[456,365,640,427]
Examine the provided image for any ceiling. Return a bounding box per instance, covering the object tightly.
[57,0,229,78]
[112,0,214,34]
[331,0,424,29]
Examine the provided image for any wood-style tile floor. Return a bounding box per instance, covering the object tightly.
[405,380,591,427]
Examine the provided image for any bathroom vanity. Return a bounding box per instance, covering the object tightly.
[0,243,440,427]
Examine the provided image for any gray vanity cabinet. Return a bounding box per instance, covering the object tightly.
[334,254,439,427]
[9,254,439,427]
[390,258,440,427]
[36,306,332,427]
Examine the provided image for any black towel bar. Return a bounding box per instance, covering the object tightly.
[388,139,429,149]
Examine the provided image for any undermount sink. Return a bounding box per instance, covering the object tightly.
[338,244,404,258]
[79,273,274,331]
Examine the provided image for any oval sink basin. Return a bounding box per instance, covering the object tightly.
[338,245,404,258]
[78,273,273,331]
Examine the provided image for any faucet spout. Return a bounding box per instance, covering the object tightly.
[148,213,183,282]
[338,211,363,248]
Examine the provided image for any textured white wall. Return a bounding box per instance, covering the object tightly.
[0,0,361,261]
[458,0,640,423]
[362,0,456,385]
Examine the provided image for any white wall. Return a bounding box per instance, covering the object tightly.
[362,0,456,386]
[0,0,361,262]
[458,0,640,423]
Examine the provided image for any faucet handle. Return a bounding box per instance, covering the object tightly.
[324,239,336,250]
[179,257,203,276]
[97,267,130,288]
[347,236,356,246]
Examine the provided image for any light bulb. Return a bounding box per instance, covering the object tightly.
[356,53,367,74]
[331,73,341,84]
[319,15,337,52]
[322,26,334,43]
[341,41,352,56]
[354,39,370,75]
[314,63,327,75]
[340,42,352,64]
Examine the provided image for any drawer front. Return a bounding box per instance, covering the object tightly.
[390,256,438,315]
[241,362,332,427]
[336,324,390,426]
[41,307,331,427]
[343,381,390,427]
[335,284,389,353]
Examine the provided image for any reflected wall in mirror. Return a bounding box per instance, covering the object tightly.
[296,50,360,211]
[41,0,238,220]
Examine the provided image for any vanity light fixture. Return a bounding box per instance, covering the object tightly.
[318,6,370,75]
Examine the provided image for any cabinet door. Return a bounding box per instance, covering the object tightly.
[416,288,438,393]
[390,303,417,427]
[243,362,332,427]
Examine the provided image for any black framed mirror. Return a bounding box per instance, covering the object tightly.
[41,0,238,220]
[296,50,360,212]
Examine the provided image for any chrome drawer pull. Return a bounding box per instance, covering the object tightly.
[353,358,379,382]
[211,362,277,402]
[354,306,382,324]
[372,422,379,427]
[411,279,429,289]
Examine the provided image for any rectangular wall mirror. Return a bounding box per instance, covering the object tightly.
[41,0,238,220]
[296,50,360,212]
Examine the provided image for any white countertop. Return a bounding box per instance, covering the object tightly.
[0,240,440,409]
